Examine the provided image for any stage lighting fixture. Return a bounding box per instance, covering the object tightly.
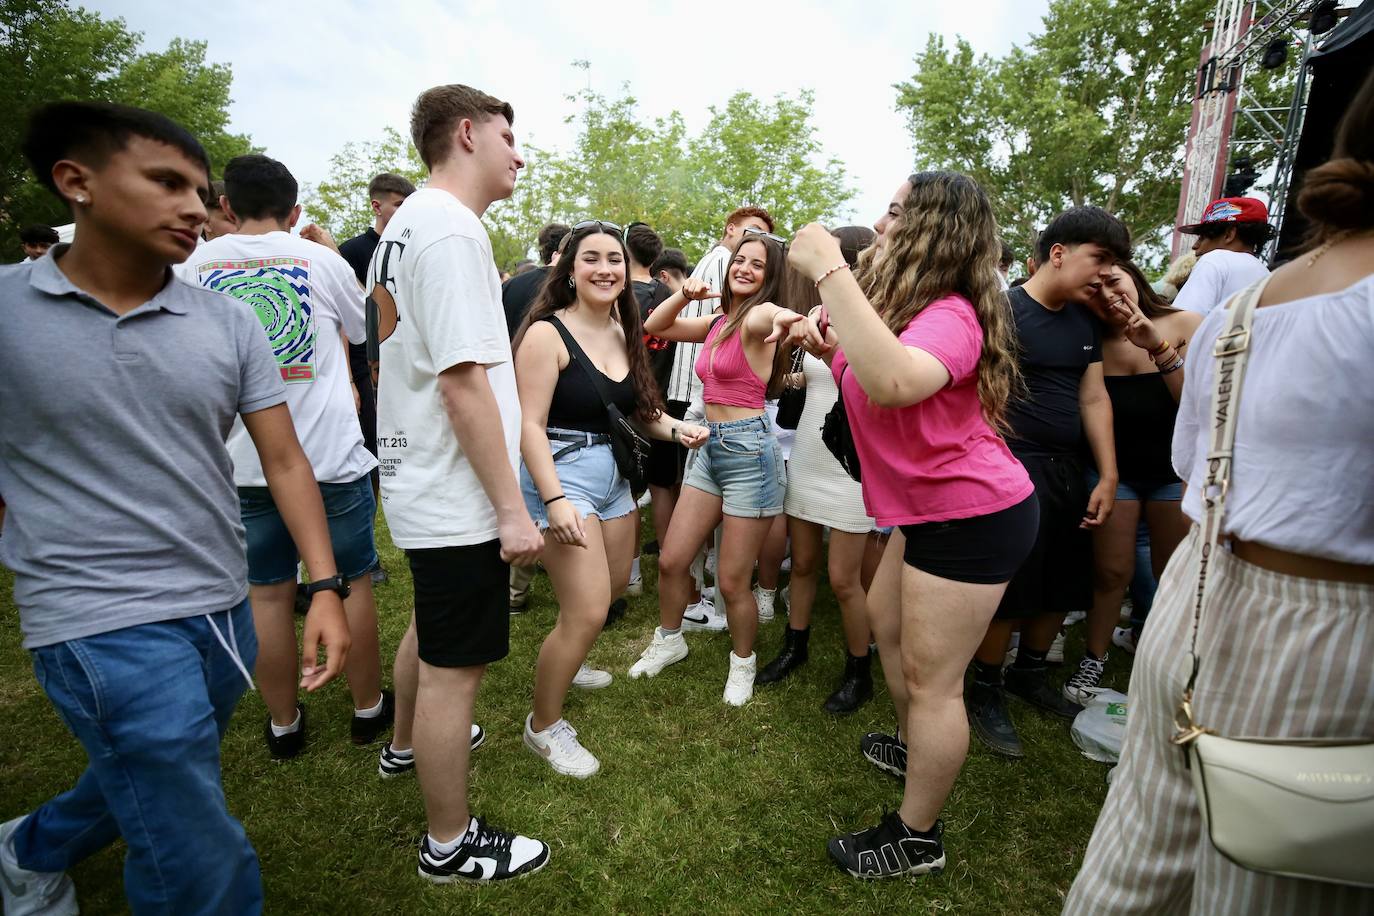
[1224,155,1261,197]
[1261,38,1289,69]
[1310,1,1340,35]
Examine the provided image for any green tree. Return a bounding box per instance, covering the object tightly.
[301,127,426,241]
[0,0,254,259]
[896,0,1215,266]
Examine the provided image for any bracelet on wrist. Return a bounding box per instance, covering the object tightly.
[1160,357,1185,375]
[815,262,850,287]
[1152,345,1176,365]
[1148,339,1171,358]
[543,494,567,506]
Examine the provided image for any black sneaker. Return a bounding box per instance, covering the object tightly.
[1005,665,1083,720]
[643,539,660,556]
[828,812,945,880]
[860,731,906,778]
[351,689,395,745]
[966,681,1024,759]
[417,818,550,883]
[265,706,307,760]
[603,598,628,629]
[378,725,485,779]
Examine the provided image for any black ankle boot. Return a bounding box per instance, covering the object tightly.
[756,627,810,684]
[823,650,873,714]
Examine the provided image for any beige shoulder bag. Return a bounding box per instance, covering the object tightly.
[1171,276,1374,889]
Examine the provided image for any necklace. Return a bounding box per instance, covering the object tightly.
[1305,230,1374,267]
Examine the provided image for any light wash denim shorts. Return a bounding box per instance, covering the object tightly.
[682,415,786,518]
[521,428,636,529]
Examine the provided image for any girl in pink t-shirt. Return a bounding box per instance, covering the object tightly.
[784,172,1037,880]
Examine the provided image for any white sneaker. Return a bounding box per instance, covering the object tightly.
[699,585,715,603]
[0,816,78,916]
[572,664,612,689]
[754,586,776,623]
[1048,627,1066,664]
[780,584,790,614]
[722,652,757,706]
[681,599,727,632]
[780,556,791,573]
[637,489,652,509]
[523,715,600,778]
[1063,654,1107,705]
[626,573,643,597]
[629,629,689,678]
[1063,610,1087,627]
[1112,626,1138,655]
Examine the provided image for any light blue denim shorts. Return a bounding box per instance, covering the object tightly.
[682,415,786,518]
[521,428,636,529]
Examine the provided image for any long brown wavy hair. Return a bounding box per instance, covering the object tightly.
[854,171,1021,432]
[515,224,663,421]
[712,234,792,399]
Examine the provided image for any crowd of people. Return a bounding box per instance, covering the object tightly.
[1,68,1371,914]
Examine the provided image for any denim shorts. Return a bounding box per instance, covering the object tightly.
[1085,468,1183,502]
[239,475,378,585]
[682,415,786,518]
[521,428,636,529]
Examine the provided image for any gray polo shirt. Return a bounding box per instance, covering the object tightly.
[0,247,287,648]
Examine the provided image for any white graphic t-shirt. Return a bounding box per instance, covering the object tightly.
[178,230,376,486]
[1173,248,1270,317]
[367,188,519,548]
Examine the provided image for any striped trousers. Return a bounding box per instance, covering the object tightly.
[1064,526,1374,915]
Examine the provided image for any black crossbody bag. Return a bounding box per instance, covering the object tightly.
[546,317,651,491]
[821,363,863,482]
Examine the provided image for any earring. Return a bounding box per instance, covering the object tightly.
[75,196,87,205]
[567,277,575,289]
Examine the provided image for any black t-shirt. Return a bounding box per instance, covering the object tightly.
[338,227,379,285]
[1004,285,1102,457]
[337,229,378,417]
[634,279,676,398]
[502,267,549,340]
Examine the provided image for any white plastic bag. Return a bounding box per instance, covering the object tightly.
[1071,689,1129,764]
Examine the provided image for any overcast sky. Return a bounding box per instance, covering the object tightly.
[88,0,1051,241]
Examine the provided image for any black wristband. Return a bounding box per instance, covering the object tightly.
[543,494,567,506]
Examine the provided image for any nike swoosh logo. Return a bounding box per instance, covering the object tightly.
[683,613,707,624]
[458,857,492,879]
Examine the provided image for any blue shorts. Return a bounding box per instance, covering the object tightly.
[1086,468,1183,502]
[521,428,636,529]
[239,476,378,585]
[682,415,786,518]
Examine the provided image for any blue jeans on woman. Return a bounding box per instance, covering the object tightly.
[11,601,262,914]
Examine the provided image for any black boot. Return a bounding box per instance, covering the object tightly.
[823,650,873,714]
[756,627,809,684]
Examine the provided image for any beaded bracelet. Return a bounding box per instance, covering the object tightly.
[1160,357,1185,375]
[815,262,850,287]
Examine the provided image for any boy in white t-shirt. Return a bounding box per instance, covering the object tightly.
[179,154,389,760]
[366,84,548,883]
[1174,196,1273,316]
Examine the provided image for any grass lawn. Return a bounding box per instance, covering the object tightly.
[0,517,1130,914]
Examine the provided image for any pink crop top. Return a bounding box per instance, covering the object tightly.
[694,316,767,408]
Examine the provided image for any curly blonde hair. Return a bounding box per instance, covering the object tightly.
[854,171,1022,432]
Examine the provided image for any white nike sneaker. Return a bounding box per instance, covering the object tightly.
[754,586,776,623]
[681,598,727,632]
[625,573,643,597]
[0,816,78,916]
[629,629,689,678]
[572,664,612,689]
[523,714,600,778]
[722,652,757,706]
[1112,626,1138,655]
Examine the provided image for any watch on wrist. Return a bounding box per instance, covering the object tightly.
[303,574,351,600]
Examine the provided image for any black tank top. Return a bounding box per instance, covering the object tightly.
[1103,373,1179,484]
[543,316,637,434]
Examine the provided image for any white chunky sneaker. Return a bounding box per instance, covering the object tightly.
[629,629,689,678]
[722,652,757,706]
[1112,626,1138,654]
[1,816,78,916]
[572,664,612,689]
[523,714,600,778]
[754,586,776,623]
[681,598,727,632]
[1063,654,1107,705]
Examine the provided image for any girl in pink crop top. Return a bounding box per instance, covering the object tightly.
[694,315,768,408]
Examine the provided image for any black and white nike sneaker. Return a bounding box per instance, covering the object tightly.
[860,731,907,778]
[378,725,485,779]
[828,813,945,880]
[417,818,550,883]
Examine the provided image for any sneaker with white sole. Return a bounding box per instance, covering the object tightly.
[379,724,484,778]
[681,598,727,632]
[417,818,549,883]
[754,586,776,623]
[1047,627,1066,665]
[626,573,643,597]
[523,714,600,778]
[629,629,689,678]
[1,816,78,916]
[1111,626,1138,654]
[722,652,757,706]
[1063,654,1107,705]
[572,664,612,689]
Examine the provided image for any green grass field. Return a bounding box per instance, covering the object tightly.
[0,518,1130,914]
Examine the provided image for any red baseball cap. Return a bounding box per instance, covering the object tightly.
[1179,197,1270,234]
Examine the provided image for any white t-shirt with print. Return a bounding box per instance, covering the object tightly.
[1173,248,1270,317]
[368,188,519,549]
[178,230,376,487]
[666,243,731,403]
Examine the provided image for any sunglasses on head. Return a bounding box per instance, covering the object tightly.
[573,220,623,237]
[741,226,787,246]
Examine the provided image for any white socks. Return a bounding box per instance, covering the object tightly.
[658,625,681,639]
[428,817,477,855]
[269,708,301,737]
[354,694,385,718]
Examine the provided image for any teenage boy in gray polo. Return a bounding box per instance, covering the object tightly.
[0,102,351,915]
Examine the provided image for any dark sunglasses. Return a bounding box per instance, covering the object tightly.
[573,220,623,237]
[741,226,788,246]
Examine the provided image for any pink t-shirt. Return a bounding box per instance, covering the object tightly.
[831,294,1033,526]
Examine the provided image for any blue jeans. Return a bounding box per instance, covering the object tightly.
[12,602,262,914]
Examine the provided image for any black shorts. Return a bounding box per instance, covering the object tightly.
[995,453,1092,620]
[406,540,509,668]
[646,399,690,490]
[900,494,1039,584]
